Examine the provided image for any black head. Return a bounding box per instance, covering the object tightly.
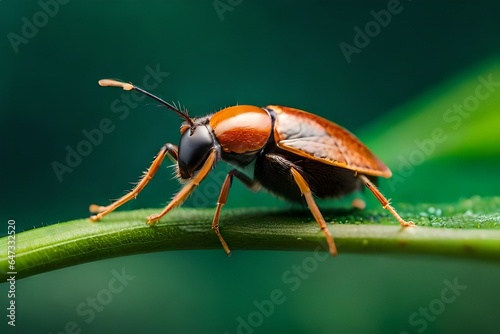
[177,124,215,179]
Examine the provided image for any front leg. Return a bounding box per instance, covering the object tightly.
[147,149,218,225]
[89,143,178,221]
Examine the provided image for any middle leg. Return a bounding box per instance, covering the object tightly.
[212,169,261,255]
[290,168,337,256]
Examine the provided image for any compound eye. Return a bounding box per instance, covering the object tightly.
[178,125,214,179]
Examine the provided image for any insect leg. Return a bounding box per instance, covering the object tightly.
[290,168,337,256]
[212,169,261,255]
[146,149,218,225]
[89,144,178,221]
[357,174,415,227]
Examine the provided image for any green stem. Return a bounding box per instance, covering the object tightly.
[2,197,500,281]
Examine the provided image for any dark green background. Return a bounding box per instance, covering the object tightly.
[1,1,500,333]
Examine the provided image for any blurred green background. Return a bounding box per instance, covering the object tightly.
[1,1,500,333]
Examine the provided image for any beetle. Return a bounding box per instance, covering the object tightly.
[90,79,415,256]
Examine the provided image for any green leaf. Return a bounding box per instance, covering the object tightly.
[1,196,499,281]
[361,59,500,163]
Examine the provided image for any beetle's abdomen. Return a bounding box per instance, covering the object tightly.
[210,105,272,154]
[254,149,371,203]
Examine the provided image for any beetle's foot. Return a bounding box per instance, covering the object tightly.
[401,220,416,227]
[89,215,101,222]
[89,204,107,213]
[147,214,162,226]
[89,204,108,222]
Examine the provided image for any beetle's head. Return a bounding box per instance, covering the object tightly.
[177,122,215,179]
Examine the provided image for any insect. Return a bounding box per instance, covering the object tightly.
[90,79,415,256]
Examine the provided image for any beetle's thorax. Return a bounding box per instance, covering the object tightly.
[209,105,273,167]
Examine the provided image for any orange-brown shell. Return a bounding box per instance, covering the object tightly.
[209,105,272,154]
[268,105,392,178]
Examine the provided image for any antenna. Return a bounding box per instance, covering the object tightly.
[98,79,194,126]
